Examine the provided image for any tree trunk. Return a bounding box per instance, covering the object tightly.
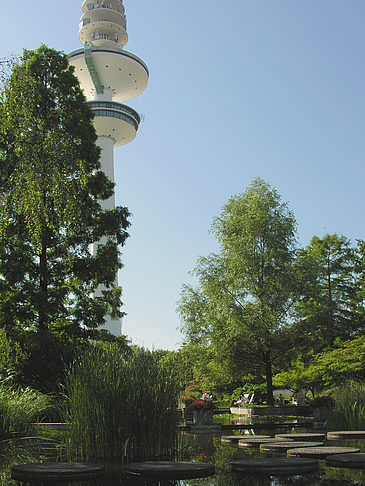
[38,234,48,331]
[265,356,274,405]
[326,253,335,345]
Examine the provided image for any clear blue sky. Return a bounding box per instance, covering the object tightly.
[2,1,364,350]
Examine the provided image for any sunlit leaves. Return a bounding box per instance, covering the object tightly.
[273,336,365,393]
[178,178,299,400]
[293,234,360,350]
[0,46,130,333]
[0,46,100,247]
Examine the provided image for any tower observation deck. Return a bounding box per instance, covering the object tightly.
[69,0,149,335]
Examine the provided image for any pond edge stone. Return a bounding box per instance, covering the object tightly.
[11,463,105,481]
[231,458,318,475]
[327,431,365,440]
[288,447,360,459]
[326,453,365,469]
[125,461,215,479]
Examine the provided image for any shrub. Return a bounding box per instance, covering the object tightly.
[0,328,76,393]
[309,395,335,409]
[0,329,28,382]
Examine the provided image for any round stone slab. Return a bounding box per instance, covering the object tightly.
[239,437,293,448]
[125,461,215,479]
[231,458,318,475]
[288,447,360,459]
[326,453,365,469]
[221,434,270,443]
[276,433,326,441]
[11,463,105,482]
[327,431,365,440]
[260,441,324,453]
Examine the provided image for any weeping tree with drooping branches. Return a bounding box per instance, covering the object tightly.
[0,46,131,391]
[178,178,300,405]
[0,45,130,336]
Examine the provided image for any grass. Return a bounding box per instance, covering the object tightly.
[0,385,52,439]
[64,344,180,462]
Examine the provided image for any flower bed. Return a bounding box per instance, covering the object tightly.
[181,396,214,410]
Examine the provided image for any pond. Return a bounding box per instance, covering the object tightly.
[1,416,364,486]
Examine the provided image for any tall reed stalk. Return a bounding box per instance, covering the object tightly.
[0,385,52,439]
[64,345,180,462]
[325,381,365,430]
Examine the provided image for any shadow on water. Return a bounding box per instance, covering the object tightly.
[1,417,365,486]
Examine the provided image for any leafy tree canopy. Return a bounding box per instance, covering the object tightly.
[293,234,361,351]
[273,336,365,395]
[0,46,130,335]
[178,178,299,403]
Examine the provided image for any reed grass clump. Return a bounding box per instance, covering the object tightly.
[325,381,365,430]
[0,385,52,439]
[64,345,180,462]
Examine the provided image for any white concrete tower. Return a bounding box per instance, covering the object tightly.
[69,0,148,335]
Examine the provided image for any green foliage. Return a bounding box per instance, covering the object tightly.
[0,385,52,439]
[309,395,335,408]
[0,326,84,392]
[18,331,76,392]
[354,239,365,328]
[178,178,299,404]
[293,234,361,351]
[273,335,365,395]
[0,326,135,393]
[324,381,365,430]
[0,46,130,333]
[0,328,28,381]
[177,182,365,403]
[0,57,16,92]
[159,345,225,392]
[64,345,180,461]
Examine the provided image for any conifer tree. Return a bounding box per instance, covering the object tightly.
[0,46,130,335]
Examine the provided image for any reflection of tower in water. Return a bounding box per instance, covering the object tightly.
[69,0,149,335]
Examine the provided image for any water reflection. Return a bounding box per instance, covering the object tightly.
[1,423,365,486]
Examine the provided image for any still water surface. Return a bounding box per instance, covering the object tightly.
[2,417,365,485]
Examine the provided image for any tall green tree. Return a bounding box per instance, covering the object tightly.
[293,234,360,351]
[353,239,365,331]
[0,46,130,335]
[178,178,299,404]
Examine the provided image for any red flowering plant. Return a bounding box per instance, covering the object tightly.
[309,395,335,409]
[181,396,214,410]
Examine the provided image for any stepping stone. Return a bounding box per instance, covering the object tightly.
[327,431,365,440]
[260,441,324,453]
[125,461,215,479]
[276,432,326,441]
[238,437,293,448]
[326,453,365,469]
[288,446,360,460]
[221,434,270,443]
[231,458,318,475]
[11,463,105,482]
